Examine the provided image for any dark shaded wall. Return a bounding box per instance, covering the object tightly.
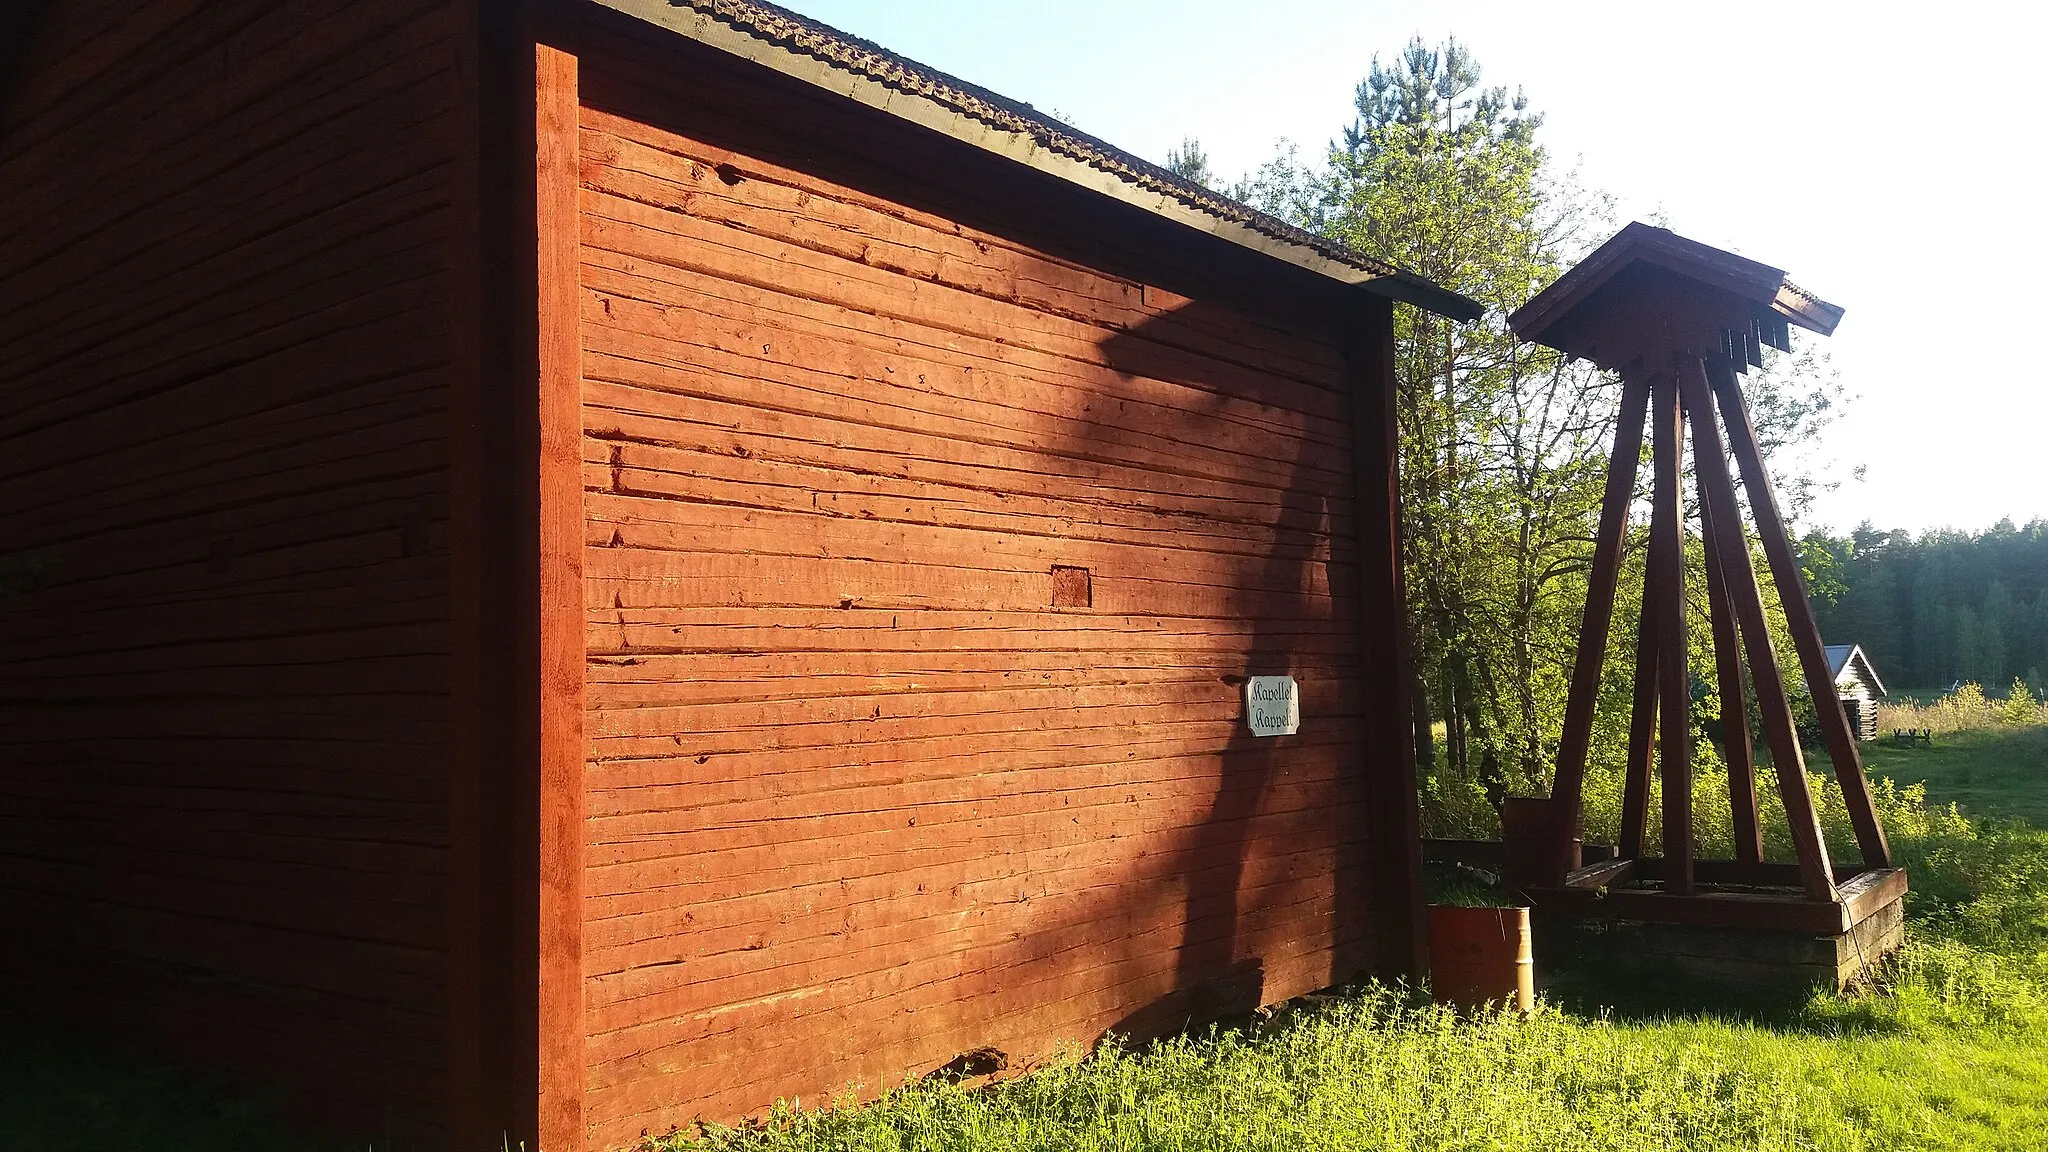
[0,1,466,1140]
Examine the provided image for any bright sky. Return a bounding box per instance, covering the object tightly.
[780,0,2046,537]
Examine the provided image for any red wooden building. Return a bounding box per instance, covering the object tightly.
[0,1,1476,1147]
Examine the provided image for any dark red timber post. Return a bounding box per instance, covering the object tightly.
[1346,295,1428,981]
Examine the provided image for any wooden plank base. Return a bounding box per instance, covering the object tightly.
[1520,867,1907,939]
[1534,885,1906,994]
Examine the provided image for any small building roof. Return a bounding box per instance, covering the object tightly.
[1506,222,1844,375]
[1824,644,1888,698]
[589,0,1483,322]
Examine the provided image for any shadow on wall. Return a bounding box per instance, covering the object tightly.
[1071,296,1377,1042]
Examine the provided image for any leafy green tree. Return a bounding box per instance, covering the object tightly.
[1227,37,1853,809]
[1274,38,1614,802]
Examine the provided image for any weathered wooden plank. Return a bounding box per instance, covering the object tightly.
[0,0,459,1143]
[575,244,1353,449]
[577,126,1347,389]
[580,289,1352,487]
[584,491,1346,600]
[578,195,1349,426]
[568,42,1392,1139]
[580,381,1344,526]
[574,95,1348,382]
[582,890,1356,1133]
[583,882,1354,1080]
[535,38,588,1151]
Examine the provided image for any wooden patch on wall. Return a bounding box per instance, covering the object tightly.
[1051,565,1091,609]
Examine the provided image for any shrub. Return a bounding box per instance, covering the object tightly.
[1875,681,2015,734]
[2003,677,2041,726]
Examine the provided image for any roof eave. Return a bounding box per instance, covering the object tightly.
[1771,281,1845,336]
[581,0,1482,323]
[1510,222,1846,351]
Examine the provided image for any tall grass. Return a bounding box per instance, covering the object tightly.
[666,986,2048,1151]
[1877,679,2045,733]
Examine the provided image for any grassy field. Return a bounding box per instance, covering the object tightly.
[5,706,2045,1151]
[1864,717,2048,826]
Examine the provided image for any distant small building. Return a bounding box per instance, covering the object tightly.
[1826,644,1888,740]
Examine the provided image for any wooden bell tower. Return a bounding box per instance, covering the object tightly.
[1500,224,1905,954]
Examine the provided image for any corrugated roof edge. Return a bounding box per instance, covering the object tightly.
[582,0,1483,322]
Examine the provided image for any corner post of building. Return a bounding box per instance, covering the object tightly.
[535,34,589,1152]
[1345,293,1427,982]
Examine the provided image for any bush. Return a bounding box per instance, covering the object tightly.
[2003,678,2041,726]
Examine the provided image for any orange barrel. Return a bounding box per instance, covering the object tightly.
[1428,905,1535,1014]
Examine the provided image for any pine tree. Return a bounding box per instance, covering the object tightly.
[1163,137,1214,188]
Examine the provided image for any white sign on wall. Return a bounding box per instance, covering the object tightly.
[1244,676,1300,737]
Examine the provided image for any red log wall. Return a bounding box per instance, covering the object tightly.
[0,8,1416,1145]
[0,0,465,1140]
[569,39,1393,1148]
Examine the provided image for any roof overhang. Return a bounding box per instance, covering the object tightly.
[1508,222,1843,373]
[1825,643,1887,698]
[580,0,1483,323]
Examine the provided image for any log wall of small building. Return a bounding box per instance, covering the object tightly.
[1838,677,1878,740]
[0,0,464,1138]
[572,37,1391,1147]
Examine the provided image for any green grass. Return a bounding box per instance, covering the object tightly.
[1862,725,2048,826]
[667,990,2048,1152]
[8,718,2047,1151]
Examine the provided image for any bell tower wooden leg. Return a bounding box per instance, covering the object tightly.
[1681,358,1835,899]
[1707,361,1892,870]
[1617,592,1658,861]
[1648,368,1693,895]
[1698,480,1764,868]
[1551,373,1652,821]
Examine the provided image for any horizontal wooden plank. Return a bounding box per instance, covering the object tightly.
[587,777,1369,916]
[579,112,1347,390]
[587,442,1354,561]
[584,884,1360,1116]
[580,369,1344,527]
[584,827,1367,995]
[585,544,1349,618]
[579,271,1351,483]
[0,1,458,1146]
[588,717,1361,809]
[579,187,1345,425]
[588,606,1359,654]
[585,490,1344,600]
